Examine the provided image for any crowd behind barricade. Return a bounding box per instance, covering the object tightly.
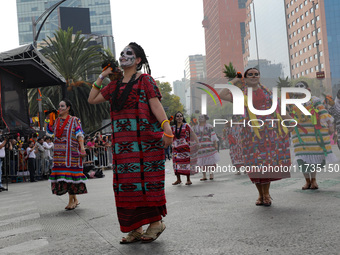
[83,132,112,178]
[0,130,112,187]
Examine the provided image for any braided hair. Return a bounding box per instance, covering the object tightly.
[128,42,151,75]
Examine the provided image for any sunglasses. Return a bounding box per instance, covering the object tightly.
[247,73,259,77]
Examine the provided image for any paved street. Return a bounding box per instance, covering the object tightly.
[1,146,340,255]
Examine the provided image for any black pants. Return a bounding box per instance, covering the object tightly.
[28,158,36,182]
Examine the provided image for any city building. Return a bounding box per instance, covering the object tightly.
[202,0,248,84]
[16,0,115,55]
[184,54,206,116]
[285,0,340,92]
[246,59,284,88]
[245,0,291,80]
[173,79,187,110]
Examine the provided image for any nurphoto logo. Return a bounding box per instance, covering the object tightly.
[197,83,312,127]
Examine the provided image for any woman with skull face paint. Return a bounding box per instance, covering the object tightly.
[326,89,340,149]
[289,81,336,190]
[45,99,87,210]
[219,68,292,206]
[88,42,172,243]
[193,115,220,181]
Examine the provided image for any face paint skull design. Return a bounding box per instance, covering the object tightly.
[199,115,206,122]
[295,82,308,89]
[119,47,136,68]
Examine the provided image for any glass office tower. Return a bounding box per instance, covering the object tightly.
[16,0,115,55]
[324,0,340,90]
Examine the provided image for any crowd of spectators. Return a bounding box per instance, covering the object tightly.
[0,129,114,187]
[0,130,54,184]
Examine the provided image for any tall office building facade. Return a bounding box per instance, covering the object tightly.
[202,0,247,84]
[184,55,206,115]
[16,0,115,55]
[173,79,187,110]
[285,0,340,91]
[245,0,291,82]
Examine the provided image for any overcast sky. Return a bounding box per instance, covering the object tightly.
[0,0,206,84]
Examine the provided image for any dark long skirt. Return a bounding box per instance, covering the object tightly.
[117,205,167,232]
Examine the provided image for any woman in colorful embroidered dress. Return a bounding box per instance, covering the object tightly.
[290,81,336,190]
[88,42,173,244]
[219,68,292,206]
[46,99,87,210]
[171,111,199,186]
[225,120,245,175]
[325,89,340,150]
[193,115,220,181]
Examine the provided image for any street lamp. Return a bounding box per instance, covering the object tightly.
[312,1,323,91]
[32,0,67,47]
[154,76,166,80]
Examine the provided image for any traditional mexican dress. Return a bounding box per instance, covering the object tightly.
[18,147,29,178]
[100,74,166,233]
[328,96,340,150]
[225,119,244,168]
[193,124,220,167]
[239,84,291,184]
[47,116,87,195]
[172,123,197,175]
[290,96,337,171]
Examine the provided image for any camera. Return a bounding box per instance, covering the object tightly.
[0,131,15,142]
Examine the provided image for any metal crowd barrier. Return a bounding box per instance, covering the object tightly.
[4,147,50,182]
[2,146,112,184]
[85,147,112,169]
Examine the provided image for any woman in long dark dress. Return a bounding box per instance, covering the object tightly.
[88,42,173,243]
[171,111,199,185]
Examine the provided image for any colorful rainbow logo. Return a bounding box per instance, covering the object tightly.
[196,82,223,106]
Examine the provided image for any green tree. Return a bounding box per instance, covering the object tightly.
[157,81,184,118]
[41,27,102,94]
[28,28,110,133]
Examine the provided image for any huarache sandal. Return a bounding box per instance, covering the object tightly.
[310,184,319,190]
[200,178,208,181]
[263,195,272,206]
[120,230,143,244]
[185,181,192,185]
[172,180,182,185]
[65,202,77,210]
[141,221,166,243]
[255,197,264,206]
[302,183,311,190]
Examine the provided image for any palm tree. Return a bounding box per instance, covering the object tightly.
[27,27,111,133]
[42,27,102,95]
[223,62,237,80]
[276,76,291,89]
